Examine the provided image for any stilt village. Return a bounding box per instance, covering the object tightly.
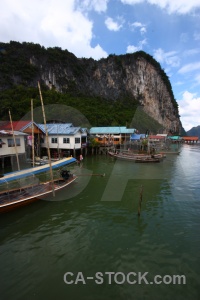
[0,121,198,169]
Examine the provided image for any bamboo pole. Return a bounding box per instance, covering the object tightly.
[31,99,35,167]
[9,110,20,171]
[38,81,55,197]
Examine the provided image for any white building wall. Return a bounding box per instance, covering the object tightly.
[73,132,82,149]
[0,136,26,156]
[41,132,82,150]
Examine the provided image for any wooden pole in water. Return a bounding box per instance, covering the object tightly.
[38,81,55,197]
[9,110,20,171]
[138,185,143,216]
[31,99,35,167]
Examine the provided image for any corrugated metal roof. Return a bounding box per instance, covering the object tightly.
[0,130,27,136]
[0,121,44,133]
[124,128,137,134]
[38,124,81,135]
[168,136,182,140]
[20,121,42,132]
[90,127,136,134]
[0,121,31,131]
[149,135,165,139]
[157,134,167,137]
[181,136,198,141]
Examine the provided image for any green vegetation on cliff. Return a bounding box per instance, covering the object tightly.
[0,85,138,127]
[0,41,179,133]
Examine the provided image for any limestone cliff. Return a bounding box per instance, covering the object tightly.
[0,42,181,133]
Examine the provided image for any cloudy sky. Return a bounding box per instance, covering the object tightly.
[1,0,200,131]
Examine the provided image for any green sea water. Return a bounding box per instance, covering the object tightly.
[0,144,200,300]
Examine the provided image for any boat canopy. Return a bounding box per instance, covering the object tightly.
[0,157,76,183]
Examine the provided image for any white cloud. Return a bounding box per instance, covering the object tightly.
[121,0,143,4]
[195,74,200,85]
[120,0,200,14]
[153,48,180,67]
[140,38,147,47]
[140,27,147,35]
[174,81,184,86]
[127,45,140,52]
[132,22,143,27]
[0,0,107,60]
[130,22,147,35]
[126,39,147,53]
[178,91,200,130]
[183,48,200,57]
[180,33,189,43]
[178,62,200,74]
[105,17,123,31]
[75,0,109,13]
[194,32,200,41]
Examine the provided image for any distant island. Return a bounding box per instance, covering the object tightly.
[187,125,200,138]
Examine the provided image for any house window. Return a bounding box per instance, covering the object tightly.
[7,138,21,147]
[75,137,80,144]
[16,139,20,146]
[51,138,57,143]
[63,138,70,143]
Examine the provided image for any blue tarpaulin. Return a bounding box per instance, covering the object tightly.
[130,134,146,140]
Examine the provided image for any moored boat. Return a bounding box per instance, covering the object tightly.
[0,157,76,182]
[0,158,77,213]
[0,173,76,213]
[135,156,161,163]
[108,151,164,161]
[160,151,180,155]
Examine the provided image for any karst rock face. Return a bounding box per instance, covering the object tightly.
[86,55,180,132]
[0,42,181,133]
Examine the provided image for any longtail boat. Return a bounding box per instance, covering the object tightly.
[0,157,77,213]
[108,151,164,161]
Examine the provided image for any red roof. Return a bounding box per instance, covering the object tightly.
[0,121,31,131]
[182,136,198,141]
[148,135,165,140]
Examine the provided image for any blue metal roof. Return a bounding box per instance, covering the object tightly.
[124,128,137,134]
[90,127,136,134]
[167,136,182,140]
[38,124,81,135]
[20,121,43,132]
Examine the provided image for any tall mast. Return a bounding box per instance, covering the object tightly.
[38,82,55,196]
[9,110,20,171]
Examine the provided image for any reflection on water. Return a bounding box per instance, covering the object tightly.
[0,144,200,300]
